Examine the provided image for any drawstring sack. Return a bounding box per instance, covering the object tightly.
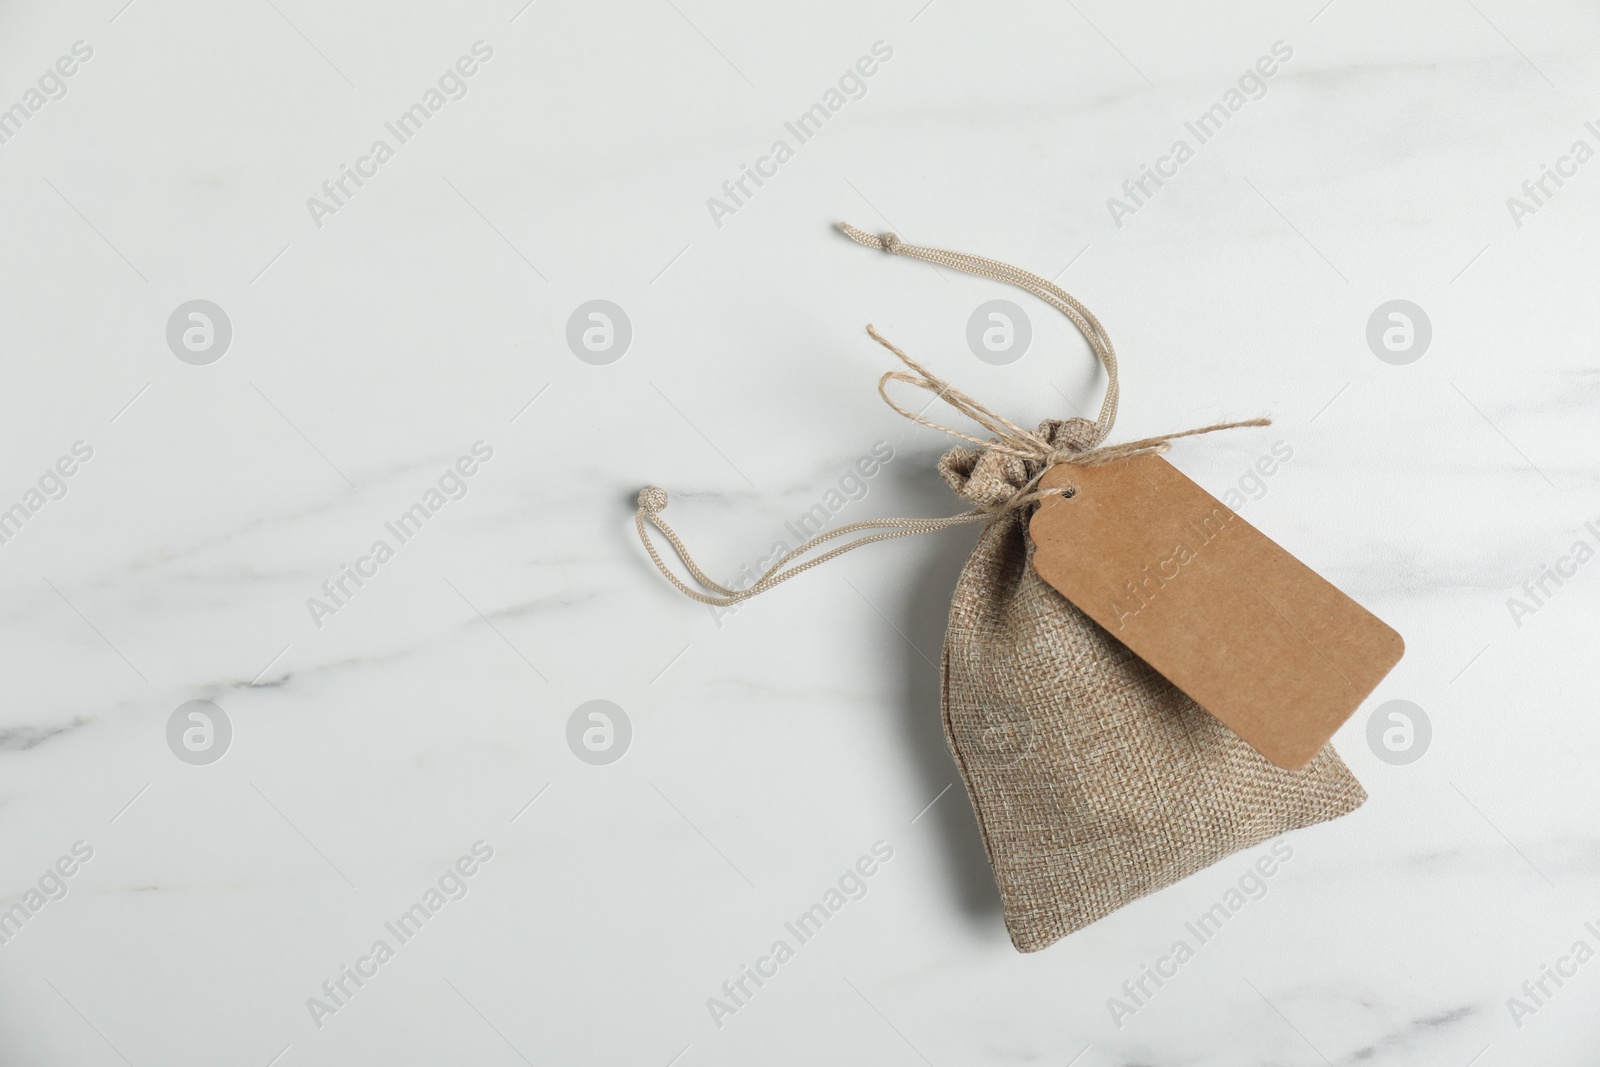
[636,226,1366,951]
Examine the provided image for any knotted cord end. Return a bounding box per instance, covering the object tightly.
[837,221,902,254]
[638,486,669,514]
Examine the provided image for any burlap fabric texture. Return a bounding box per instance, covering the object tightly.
[937,418,1366,951]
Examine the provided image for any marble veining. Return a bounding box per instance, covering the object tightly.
[1,1,1597,1065]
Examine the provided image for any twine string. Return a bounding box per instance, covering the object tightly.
[635,225,1269,608]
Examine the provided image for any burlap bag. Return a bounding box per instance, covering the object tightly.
[635,225,1367,952]
[937,420,1365,952]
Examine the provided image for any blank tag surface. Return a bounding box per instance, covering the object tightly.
[1028,455,1403,769]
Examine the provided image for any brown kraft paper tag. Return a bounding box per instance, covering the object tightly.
[1028,454,1403,769]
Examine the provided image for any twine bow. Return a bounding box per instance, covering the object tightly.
[635,225,1268,608]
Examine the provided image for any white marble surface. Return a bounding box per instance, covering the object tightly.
[2,0,1598,1063]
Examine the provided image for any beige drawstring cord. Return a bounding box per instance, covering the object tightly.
[840,222,1122,448]
[635,489,988,607]
[635,224,1269,608]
